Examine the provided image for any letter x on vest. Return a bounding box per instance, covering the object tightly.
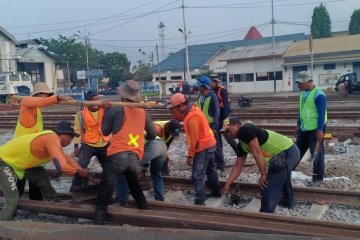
[128,133,140,147]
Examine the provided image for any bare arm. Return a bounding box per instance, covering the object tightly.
[223,156,246,194]
[247,138,268,189]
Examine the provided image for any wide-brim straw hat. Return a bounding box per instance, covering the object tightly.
[117,80,142,102]
[31,82,54,96]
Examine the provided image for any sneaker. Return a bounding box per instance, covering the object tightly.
[194,199,205,205]
[113,200,128,208]
[309,180,322,188]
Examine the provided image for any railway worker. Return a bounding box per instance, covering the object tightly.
[14,82,71,201]
[196,76,226,178]
[0,121,88,221]
[115,120,180,206]
[154,119,181,175]
[167,93,221,205]
[222,117,300,213]
[94,80,157,225]
[70,90,110,191]
[295,71,327,187]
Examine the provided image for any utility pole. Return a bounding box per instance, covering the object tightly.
[158,21,166,61]
[66,61,72,94]
[271,0,277,92]
[181,0,190,83]
[84,28,90,89]
[156,44,161,99]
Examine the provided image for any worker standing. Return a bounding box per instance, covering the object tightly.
[94,80,157,224]
[196,76,226,177]
[222,117,300,213]
[0,121,88,221]
[14,82,71,201]
[295,71,327,187]
[167,93,221,205]
[70,90,110,191]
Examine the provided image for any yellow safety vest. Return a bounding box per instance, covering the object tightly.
[13,108,43,139]
[154,120,171,143]
[0,130,53,179]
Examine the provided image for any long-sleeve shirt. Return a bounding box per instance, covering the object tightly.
[297,88,327,131]
[31,134,81,176]
[101,106,157,140]
[213,86,230,121]
[18,96,57,128]
[198,91,220,130]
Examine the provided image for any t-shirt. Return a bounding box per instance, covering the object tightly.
[236,124,269,157]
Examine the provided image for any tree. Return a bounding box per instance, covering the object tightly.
[40,36,131,89]
[349,9,360,35]
[311,3,332,39]
[133,60,152,79]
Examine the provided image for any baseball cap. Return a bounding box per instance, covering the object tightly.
[295,71,312,83]
[220,117,241,132]
[210,73,221,82]
[166,93,186,108]
[196,76,212,89]
[84,89,98,101]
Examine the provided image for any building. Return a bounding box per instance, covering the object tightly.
[16,39,57,90]
[151,26,307,95]
[0,26,18,73]
[283,34,360,91]
[220,41,298,93]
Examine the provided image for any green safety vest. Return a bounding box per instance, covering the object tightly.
[299,87,328,131]
[239,129,293,166]
[198,96,213,124]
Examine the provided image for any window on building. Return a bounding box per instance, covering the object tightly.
[170,76,182,80]
[155,77,166,81]
[324,63,335,70]
[191,75,200,79]
[233,73,254,82]
[256,71,282,81]
[229,74,234,82]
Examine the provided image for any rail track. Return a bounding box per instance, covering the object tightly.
[4,175,359,238]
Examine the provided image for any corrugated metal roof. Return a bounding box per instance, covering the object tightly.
[283,34,360,57]
[151,33,307,72]
[0,25,17,44]
[220,41,293,61]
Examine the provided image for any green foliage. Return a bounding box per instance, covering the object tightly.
[133,60,152,79]
[311,3,332,39]
[349,9,360,35]
[40,36,130,89]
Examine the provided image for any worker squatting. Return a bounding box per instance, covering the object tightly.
[0,71,327,224]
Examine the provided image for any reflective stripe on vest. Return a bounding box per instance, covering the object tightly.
[183,105,216,154]
[81,108,110,144]
[217,87,224,108]
[13,107,43,139]
[107,107,146,159]
[238,129,293,166]
[299,87,328,131]
[0,130,54,179]
[198,96,214,124]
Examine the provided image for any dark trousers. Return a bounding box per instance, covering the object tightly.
[192,146,221,204]
[71,143,108,190]
[96,152,147,217]
[260,144,300,213]
[214,130,225,170]
[295,129,325,182]
[17,177,42,201]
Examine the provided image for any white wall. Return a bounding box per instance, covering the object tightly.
[226,58,289,94]
[0,34,16,72]
[286,62,353,90]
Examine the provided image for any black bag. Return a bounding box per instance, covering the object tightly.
[268,151,287,172]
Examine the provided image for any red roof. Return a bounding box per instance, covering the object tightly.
[244,26,263,40]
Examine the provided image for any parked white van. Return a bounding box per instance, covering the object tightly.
[0,72,33,102]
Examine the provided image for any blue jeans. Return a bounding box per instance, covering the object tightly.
[260,144,300,213]
[192,145,221,204]
[295,129,325,182]
[116,140,166,202]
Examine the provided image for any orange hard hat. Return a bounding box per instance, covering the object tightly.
[166,93,186,108]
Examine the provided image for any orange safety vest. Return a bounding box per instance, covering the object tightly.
[81,108,110,144]
[216,86,225,108]
[183,105,216,154]
[107,107,146,159]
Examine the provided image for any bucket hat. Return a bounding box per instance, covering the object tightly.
[52,121,79,137]
[117,80,142,102]
[31,82,54,96]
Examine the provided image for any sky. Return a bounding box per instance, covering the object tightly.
[1,0,359,65]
